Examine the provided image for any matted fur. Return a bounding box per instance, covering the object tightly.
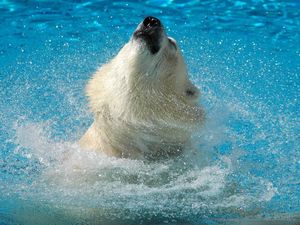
[79,26,204,160]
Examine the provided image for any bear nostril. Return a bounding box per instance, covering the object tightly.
[143,16,161,28]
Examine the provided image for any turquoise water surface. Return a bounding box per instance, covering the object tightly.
[0,0,299,224]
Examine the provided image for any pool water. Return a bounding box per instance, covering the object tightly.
[0,0,299,224]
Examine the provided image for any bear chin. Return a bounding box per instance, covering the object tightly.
[79,17,205,160]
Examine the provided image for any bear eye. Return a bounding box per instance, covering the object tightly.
[168,38,177,51]
[186,89,195,97]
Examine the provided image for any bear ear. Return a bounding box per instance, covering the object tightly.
[185,81,200,102]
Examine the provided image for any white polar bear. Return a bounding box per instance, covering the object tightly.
[80,16,204,160]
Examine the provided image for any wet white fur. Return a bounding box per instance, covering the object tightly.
[79,30,204,159]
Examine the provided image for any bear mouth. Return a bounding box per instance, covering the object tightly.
[133,16,163,54]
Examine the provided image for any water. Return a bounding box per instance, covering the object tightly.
[0,0,299,224]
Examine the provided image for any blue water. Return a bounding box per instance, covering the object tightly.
[0,0,299,224]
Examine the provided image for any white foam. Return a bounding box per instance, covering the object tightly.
[7,120,277,221]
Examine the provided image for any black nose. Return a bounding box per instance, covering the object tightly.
[143,16,161,28]
[133,16,163,54]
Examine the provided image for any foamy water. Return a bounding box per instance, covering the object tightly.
[2,103,279,224]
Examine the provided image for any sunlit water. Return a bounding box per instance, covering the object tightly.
[0,0,299,224]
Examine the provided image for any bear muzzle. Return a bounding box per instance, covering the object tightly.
[133,16,164,54]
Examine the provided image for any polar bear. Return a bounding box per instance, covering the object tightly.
[79,16,204,160]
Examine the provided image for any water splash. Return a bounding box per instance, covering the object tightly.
[0,112,277,224]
